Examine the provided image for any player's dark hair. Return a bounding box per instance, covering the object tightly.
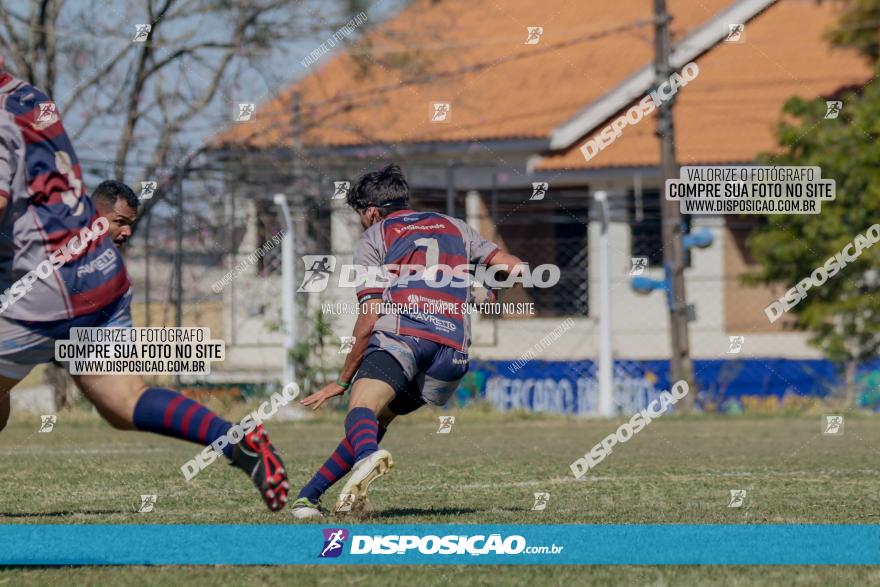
[346,164,409,215]
[92,180,139,212]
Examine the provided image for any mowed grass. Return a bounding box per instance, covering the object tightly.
[0,407,879,585]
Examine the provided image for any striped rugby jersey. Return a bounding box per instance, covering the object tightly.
[0,72,130,320]
[353,209,499,351]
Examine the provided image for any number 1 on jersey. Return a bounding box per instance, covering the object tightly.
[414,237,440,281]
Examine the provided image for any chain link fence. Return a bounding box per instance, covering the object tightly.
[45,153,817,413]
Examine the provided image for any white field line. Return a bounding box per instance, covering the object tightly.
[377,469,880,492]
[0,446,171,455]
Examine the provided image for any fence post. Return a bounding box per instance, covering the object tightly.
[274,194,296,386]
[595,190,614,417]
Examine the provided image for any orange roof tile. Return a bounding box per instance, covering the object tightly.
[214,0,734,150]
[537,0,872,170]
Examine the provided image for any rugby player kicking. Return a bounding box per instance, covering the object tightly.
[0,61,289,511]
[291,164,524,518]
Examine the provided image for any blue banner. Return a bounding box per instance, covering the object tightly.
[1,524,878,565]
[459,358,851,415]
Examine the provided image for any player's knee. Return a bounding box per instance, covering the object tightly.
[74,377,143,431]
[348,386,386,413]
[96,399,136,430]
[377,411,396,427]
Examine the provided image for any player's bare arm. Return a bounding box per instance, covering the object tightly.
[301,297,384,411]
[487,250,526,278]
[486,250,527,296]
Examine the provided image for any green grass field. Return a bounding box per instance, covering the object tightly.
[0,406,878,585]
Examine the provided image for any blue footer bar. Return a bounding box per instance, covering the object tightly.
[1,524,878,565]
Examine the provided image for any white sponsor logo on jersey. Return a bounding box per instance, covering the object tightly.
[76,248,117,278]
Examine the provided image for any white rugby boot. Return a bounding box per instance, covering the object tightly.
[333,449,394,514]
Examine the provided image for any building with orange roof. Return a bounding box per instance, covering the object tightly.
[210,0,871,372]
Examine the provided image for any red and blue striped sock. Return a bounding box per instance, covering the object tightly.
[133,387,234,458]
[297,425,387,502]
[345,407,379,462]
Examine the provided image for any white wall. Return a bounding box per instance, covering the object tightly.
[218,188,821,384]
[470,215,818,362]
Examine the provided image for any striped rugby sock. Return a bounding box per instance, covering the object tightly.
[345,407,380,462]
[132,387,234,458]
[297,425,387,503]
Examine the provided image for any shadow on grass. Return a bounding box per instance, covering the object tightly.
[0,510,131,518]
[367,507,478,518]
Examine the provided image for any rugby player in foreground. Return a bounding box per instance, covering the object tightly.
[291,164,524,518]
[0,62,288,511]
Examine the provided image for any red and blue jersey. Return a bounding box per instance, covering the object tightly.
[0,72,130,320]
[354,209,499,352]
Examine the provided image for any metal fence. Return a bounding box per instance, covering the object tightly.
[98,153,799,390]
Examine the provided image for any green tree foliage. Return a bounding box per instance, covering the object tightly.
[747,1,880,395]
[825,0,880,62]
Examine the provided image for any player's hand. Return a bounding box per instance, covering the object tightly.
[301,381,347,411]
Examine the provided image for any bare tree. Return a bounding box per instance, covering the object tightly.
[0,0,366,188]
[0,0,368,406]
